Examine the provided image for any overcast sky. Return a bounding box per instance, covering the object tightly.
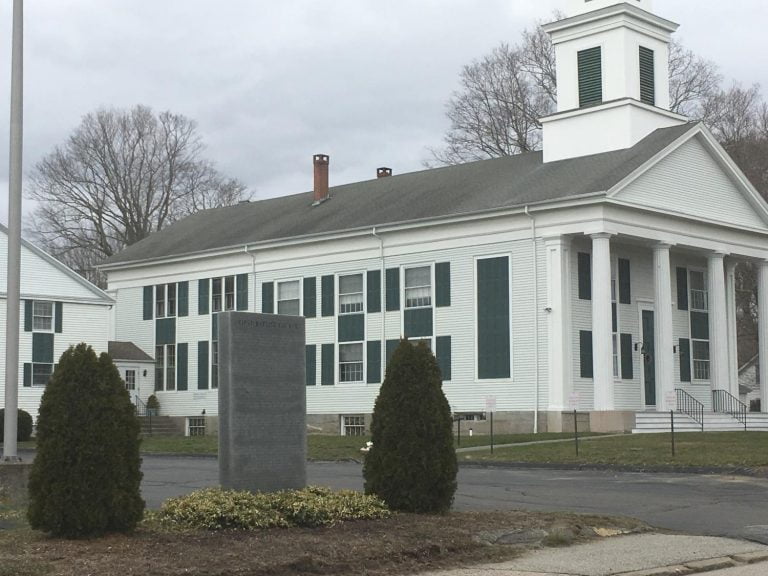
[0,0,765,225]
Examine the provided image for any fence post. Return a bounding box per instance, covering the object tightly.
[490,412,494,455]
[574,410,579,457]
[670,410,675,457]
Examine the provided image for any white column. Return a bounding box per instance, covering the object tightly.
[725,260,740,399]
[653,243,674,411]
[759,261,768,413]
[708,252,729,392]
[545,237,572,412]
[591,233,614,411]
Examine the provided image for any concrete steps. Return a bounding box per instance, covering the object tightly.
[139,416,181,437]
[633,412,768,433]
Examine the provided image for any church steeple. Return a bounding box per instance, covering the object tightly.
[541,1,687,163]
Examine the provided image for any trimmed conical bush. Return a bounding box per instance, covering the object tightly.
[28,343,144,537]
[363,340,457,513]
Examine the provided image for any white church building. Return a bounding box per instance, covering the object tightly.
[101,0,768,435]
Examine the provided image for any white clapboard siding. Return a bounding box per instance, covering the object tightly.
[615,136,767,230]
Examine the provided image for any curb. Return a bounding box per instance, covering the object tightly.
[619,551,768,575]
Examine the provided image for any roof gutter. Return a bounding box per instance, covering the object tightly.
[524,205,540,434]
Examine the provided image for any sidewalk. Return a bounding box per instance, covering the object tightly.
[420,533,768,576]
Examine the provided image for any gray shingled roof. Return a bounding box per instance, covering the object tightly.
[108,341,154,362]
[103,123,698,267]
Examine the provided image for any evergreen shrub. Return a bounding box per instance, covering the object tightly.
[27,343,144,537]
[0,408,33,442]
[363,340,457,513]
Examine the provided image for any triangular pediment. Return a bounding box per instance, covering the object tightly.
[610,129,768,231]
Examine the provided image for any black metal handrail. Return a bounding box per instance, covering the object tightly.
[712,389,748,431]
[676,388,704,431]
[135,395,148,417]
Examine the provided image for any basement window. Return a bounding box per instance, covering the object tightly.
[187,417,206,437]
[341,415,365,436]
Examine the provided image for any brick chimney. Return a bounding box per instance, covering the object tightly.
[313,154,330,204]
[377,167,393,178]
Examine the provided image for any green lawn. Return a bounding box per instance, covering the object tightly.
[465,432,768,469]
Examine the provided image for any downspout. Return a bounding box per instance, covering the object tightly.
[524,206,540,434]
[371,228,385,369]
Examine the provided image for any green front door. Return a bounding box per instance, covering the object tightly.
[642,310,656,407]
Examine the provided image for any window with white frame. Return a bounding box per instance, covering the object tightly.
[124,369,136,391]
[404,266,431,308]
[32,301,54,331]
[339,343,363,383]
[155,284,176,318]
[339,274,363,314]
[342,415,366,436]
[32,363,53,387]
[155,344,176,391]
[188,417,206,437]
[225,276,235,311]
[689,270,710,380]
[211,340,219,389]
[212,278,223,312]
[277,280,301,315]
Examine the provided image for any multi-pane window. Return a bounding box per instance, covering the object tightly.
[212,276,235,313]
[32,364,53,387]
[225,276,235,311]
[125,369,136,391]
[404,266,431,308]
[690,270,710,380]
[339,274,363,314]
[339,343,363,383]
[155,344,176,391]
[32,301,54,331]
[342,415,365,436]
[188,417,206,437]
[611,274,619,379]
[155,284,176,318]
[212,278,223,312]
[277,280,301,315]
[211,341,219,389]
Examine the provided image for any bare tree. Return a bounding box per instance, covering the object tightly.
[27,105,249,286]
[428,15,721,165]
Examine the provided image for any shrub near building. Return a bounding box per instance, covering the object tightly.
[363,340,457,513]
[0,408,33,442]
[27,343,144,537]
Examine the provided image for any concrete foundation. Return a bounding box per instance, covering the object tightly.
[0,461,32,508]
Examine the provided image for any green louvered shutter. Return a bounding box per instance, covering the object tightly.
[385,268,400,311]
[306,345,317,386]
[54,302,63,333]
[435,262,451,307]
[198,279,210,315]
[404,309,433,338]
[679,338,692,383]
[338,315,364,342]
[177,282,189,317]
[578,46,603,107]
[639,46,655,105]
[578,252,591,300]
[385,339,399,369]
[367,270,381,313]
[198,341,209,390]
[321,344,334,386]
[620,333,633,380]
[477,256,510,379]
[23,363,31,387]
[690,312,709,340]
[321,276,335,317]
[156,318,176,345]
[24,300,33,332]
[262,282,274,314]
[618,259,631,305]
[143,287,153,320]
[303,277,317,318]
[676,267,688,310]
[436,336,452,381]
[367,341,381,384]
[177,343,188,391]
[580,330,593,379]
[236,274,249,311]
[32,333,54,363]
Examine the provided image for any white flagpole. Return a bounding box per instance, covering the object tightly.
[3,0,24,462]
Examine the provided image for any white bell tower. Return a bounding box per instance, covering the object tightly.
[541,1,687,163]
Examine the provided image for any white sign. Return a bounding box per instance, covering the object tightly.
[665,391,677,410]
[568,392,580,410]
[485,396,497,411]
